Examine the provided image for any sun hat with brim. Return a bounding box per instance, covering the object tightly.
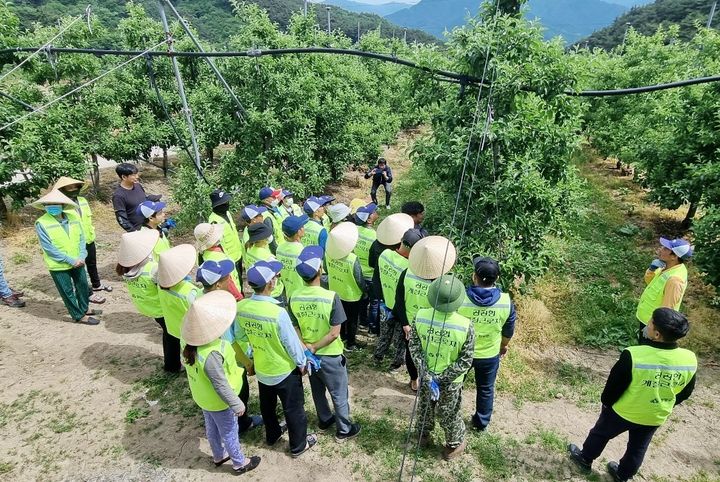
[157,244,198,288]
[30,189,77,209]
[328,203,351,224]
[376,213,414,245]
[659,237,694,260]
[194,223,223,252]
[247,223,273,243]
[326,222,359,260]
[427,275,466,313]
[247,260,283,288]
[181,290,237,346]
[409,236,457,280]
[118,229,160,267]
[53,176,86,192]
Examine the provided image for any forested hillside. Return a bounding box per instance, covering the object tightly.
[582,0,716,49]
[8,0,437,45]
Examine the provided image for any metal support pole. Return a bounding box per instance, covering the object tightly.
[403,28,407,43]
[304,0,308,16]
[163,0,246,121]
[709,1,718,28]
[326,7,331,35]
[357,22,360,42]
[157,1,204,179]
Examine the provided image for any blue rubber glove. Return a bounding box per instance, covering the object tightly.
[429,377,440,402]
[649,258,666,271]
[164,218,177,229]
[304,349,322,375]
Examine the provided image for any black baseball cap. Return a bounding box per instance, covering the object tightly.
[472,256,499,283]
[210,189,232,208]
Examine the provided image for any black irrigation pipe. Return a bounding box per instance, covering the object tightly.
[0,90,40,112]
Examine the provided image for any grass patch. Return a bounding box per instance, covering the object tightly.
[0,390,62,429]
[125,407,151,424]
[133,368,198,419]
[10,252,30,264]
[47,409,80,433]
[0,462,14,475]
[467,432,518,478]
[524,426,568,453]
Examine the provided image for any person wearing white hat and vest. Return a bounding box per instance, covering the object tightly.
[326,222,367,352]
[244,224,285,303]
[276,215,309,302]
[117,229,181,373]
[301,196,331,249]
[137,201,172,262]
[353,203,379,335]
[54,176,112,303]
[458,256,516,432]
[409,275,474,460]
[181,290,262,475]
[290,246,362,442]
[394,236,456,392]
[32,190,100,325]
[208,189,243,275]
[259,187,284,253]
[327,203,351,231]
[636,238,693,343]
[195,223,243,301]
[157,244,199,340]
[234,260,316,458]
[569,308,696,482]
[240,204,268,248]
[279,190,303,218]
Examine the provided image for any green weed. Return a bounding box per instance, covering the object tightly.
[524,426,568,453]
[10,252,29,264]
[47,410,79,433]
[467,432,517,478]
[0,462,14,475]
[125,407,150,424]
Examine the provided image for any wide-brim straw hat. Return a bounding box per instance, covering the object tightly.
[181,290,237,346]
[30,189,77,209]
[376,213,414,245]
[53,176,87,192]
[118,229,160,267]
[158,244,198,288]
[194,223,223,252]
[326,222,359,260]
[408,236,457,280]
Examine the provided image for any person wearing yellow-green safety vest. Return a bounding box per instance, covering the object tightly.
[636,238,692,343]
[289,246,362,442]
[240,204,268,247]
[208,189,244,276]
[243,223,286,303]
[569,308,697,482]
[300,196,331,250]
[55,176,112,304]
[137,201,172,263]
[325,222,367,352]
[409,275,475,461]
[458,256,516,432]
[259,186,284,254]
[32,190,100,325]
[195,223,244,301]
[353,203,380,335]
[276,215,309,302]
[157,244,200,339]
[279,189,303,218]
[117,228,181,372]
[234,260,317,458]
[394,235,456,392]
[180,290,262,475]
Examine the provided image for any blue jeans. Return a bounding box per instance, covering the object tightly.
[0,254,12,298]
[471,356,500,430]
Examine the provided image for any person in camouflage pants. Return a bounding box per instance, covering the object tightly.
[409,274,475,460]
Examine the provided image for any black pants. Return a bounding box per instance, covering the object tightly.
[581,406,658,480]
[237,371,252,431]
[404,336,418,381]
[85,242,101,290]
[341,299,361,348]
[258,369,308,454]
[154,317,181,372]
[370,181,392,207]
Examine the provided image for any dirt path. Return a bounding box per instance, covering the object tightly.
[1,132,719,481]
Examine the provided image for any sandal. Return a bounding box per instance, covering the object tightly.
[75,316,101,326]
[232,455,261,475]
[93,284,113,293]
[214,455,231,467]
[409,380,418,392]
[86,309,103,316]
[290,434,318,458]
[89,293,106,304]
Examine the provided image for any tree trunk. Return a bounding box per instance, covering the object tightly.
[162,147,169,177]
[681,200,699,230]
[206,146,214,165]
[90,153,100,195]
[0,196,8,221]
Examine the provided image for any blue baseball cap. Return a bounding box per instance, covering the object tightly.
[136,201,166,219]
[259,186,281,201]
[282,214,309,237]
[241,204,267,222]
[319,195,335,204]
[355,203,378,223]
[303,196,327,214]
[247,260,283,288]
[659,237,693,259]
[196,259,235,286]
[282,189,293,198]
[296,246,324,279]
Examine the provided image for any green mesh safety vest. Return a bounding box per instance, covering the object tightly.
[613,345,697,426]
[354,225,377,279]
[208,212,243,263]
[276,241,304,301]
[125,261,163,318]
[36,212,83,271]
[185,339,244,411]
[378,250,408,309]
[141,226,171,262]
[75,196,95,244]
[243,245,285,298]
[158,281,198,338]
[414,308,471,384]
[290,285,344,356]
[458,292,511,359]
[301,219,324,247]
[281,203,302,219]
[327,253,363,301]
[235,298,296,377]
[636,264,688,325]
[322,214,331,231]
[404,269,433,325]
[262,210,284,244]
[202,249,241,293]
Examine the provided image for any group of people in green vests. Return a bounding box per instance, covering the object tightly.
[24,168,698,480]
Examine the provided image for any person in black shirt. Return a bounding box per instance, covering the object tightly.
[112,163,161,232]
[364,158,393,209]
[401,201,429,237]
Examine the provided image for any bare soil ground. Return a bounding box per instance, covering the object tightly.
[1,133,718,482]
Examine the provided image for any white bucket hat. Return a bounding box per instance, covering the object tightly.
[328,203,351,224]
[326,222,359,260]
[30,189,77,209]
[408,236,456,280]
[157,244,197,288]
[194,223,223,252]
[376,213,414,245]
[118,229,160,267]
[181,290,237,346]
